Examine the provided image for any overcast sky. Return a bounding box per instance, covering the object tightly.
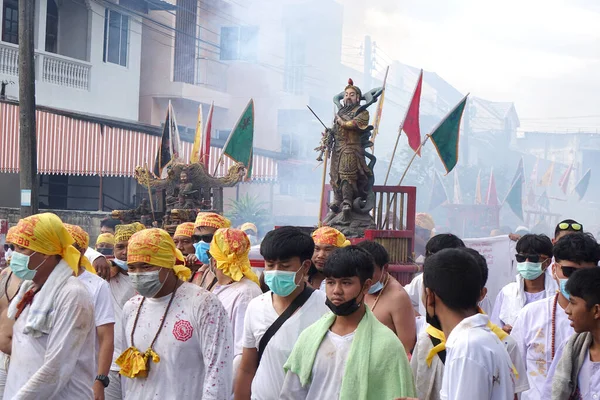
[341,0,600,132]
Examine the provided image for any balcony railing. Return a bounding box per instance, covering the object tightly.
[195,58,228,92]
[0,42,91,91]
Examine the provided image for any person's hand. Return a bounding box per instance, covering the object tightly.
[502,324,513,334]
[186,254,199,267]
[93,257,112,281]
[335,115,343,125]
[508,233,521,242]
[93,380,105,400]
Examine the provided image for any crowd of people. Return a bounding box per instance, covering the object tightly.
[0,212,598,400]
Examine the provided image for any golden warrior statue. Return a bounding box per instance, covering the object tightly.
[317,79,382,219]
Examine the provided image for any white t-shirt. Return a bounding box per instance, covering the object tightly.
[78,270,115,327]
[441,314,516,400]
[5,277,96,399]
[490,285,547,327]
[109,272,135,372]
[242,289,329,400]
[510,295,573,400]
[121,282,233,400]
[280,331,355,399]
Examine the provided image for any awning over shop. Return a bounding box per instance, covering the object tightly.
[0,102,277,181]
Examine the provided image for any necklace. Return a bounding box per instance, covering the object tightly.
[130,282,180,362]
[371,273,390,311]
[551,293,559,360]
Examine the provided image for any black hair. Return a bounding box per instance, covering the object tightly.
[356,240,389,269]
[516,234,553,257]
[260,226,314,263]
[323,246,375,285]
[100,218,119,230]
[425,233,465,257]
[423,248,482,311]
[554,219,583,238]
[9,245,14,251]
[462,247,488,289]
[566,268,600,310]
[553,232,600,265]
[3,244,7,251]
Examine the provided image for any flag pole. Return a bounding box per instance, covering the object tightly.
[383,69,423,186]
[144,163,156,224]
[317,149,330,227]
[370,65,389,152]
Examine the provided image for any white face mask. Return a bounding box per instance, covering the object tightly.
[129,270,165,298]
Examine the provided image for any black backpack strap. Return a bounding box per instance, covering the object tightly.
[257,285,315,363]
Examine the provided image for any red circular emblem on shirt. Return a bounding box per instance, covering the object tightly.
[172,320,194,342]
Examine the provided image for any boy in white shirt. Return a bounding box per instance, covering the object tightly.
[422,248,516,400]
[234,227,329,400]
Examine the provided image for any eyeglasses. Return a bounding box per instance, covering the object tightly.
[515,253,548,263]
[192,234,214,244]
[558,222,582,231]
[555,263,577,278]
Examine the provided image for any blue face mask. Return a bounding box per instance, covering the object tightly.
[113,258,128,271]
[559,279,570,300]
[264,270,300,297]
[10,252,46,280]
[517,261,544,280]
[194,242,211,264]
[368,280,384,294]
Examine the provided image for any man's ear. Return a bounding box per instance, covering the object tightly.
[593,304,600,321]
[362,278,373,294]
[424,287,435,308]
[479,287,488,303]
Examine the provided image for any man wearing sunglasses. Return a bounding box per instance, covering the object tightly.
[490,234,557,335]
[193,212,232,289]
[553,219,583,244]
[510,232,600,400]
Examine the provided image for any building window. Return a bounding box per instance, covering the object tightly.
[2,0,18,45]
[45,0,59,53]
[219,26,258,62]
[103,9,129,67]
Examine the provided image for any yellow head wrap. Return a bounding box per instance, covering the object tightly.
[114,222,145,243]
[9,213,85,274]
[240,222,258,234]
[64,223,96,276]
[174,222,195,238]
[127,228,191,282]
[312,227,350,247]
[96,233,115,247]
[6,226,16,244]
[209,228,259,286]
[194,212,231,229]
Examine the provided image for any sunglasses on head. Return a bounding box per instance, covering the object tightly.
[555,263,577,278]
[558,222,582,231]
[192,234,214,243]
[515,253,547,263]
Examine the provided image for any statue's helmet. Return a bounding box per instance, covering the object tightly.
[345,78,362,99]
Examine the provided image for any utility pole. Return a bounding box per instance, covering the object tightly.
[19,0,38,217]
[363,35,372,89]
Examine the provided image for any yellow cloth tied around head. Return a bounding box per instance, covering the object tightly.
[311,227,350,247]
[174,222,195,238]
[6,226,16,244]
[116,346,160,379]
[96,233,115,246]
[240,222,257,234]
[209,228,259,286]
[10,213,83,274]
[194,212,231,229]
[63,223,96,275]
[127,228,191,282]
[114,222,145,243]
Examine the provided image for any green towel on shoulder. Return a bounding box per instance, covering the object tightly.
[283,307,416,400]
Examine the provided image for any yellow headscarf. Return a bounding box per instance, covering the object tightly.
[6,226,16,244]
[194,212,231,229]
[240,222,258,234]
[114,222,145,243]
[96,233,115,247]
[127,229,191,282]
[174,222,195,238]
[311,227,351,247]
[209,228,259,286]
[63,223,96,275]
[9,213,84,274]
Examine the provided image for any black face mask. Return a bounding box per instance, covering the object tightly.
[425,293,443,331]
[326,294,363,316]
[97,247,113,256]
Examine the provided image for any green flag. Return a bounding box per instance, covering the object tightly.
[223,99,254,178]
[504,173,524,220]
[429,95,468,174]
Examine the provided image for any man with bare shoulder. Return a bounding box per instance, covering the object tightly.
[357,240,416,353]
[0,229,22,399]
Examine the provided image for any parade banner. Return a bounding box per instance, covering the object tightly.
[429,95,467,174]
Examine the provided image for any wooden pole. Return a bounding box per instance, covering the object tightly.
[317,149,330,227]
[144,163,156,223]
[98,175,103,211]
[19,0,38,217]
[370,65,389,152]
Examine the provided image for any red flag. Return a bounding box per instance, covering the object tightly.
[559,162,573,194]
[402,70,423,155]
[486,168,498,206]
[201,102,214,169]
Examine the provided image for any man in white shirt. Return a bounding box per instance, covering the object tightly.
[5,213,96,399]
[423,248,516,400]
[118,228,233,399]
[281,246,416,399]
[234,226,330,400]
[65,223,116,399]
[208,228,262,381]
[491,234,557,333]
[511,232,600,400]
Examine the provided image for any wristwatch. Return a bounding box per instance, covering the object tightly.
[95,374,110,388]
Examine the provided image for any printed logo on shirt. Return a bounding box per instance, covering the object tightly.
[173,320,194,342]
